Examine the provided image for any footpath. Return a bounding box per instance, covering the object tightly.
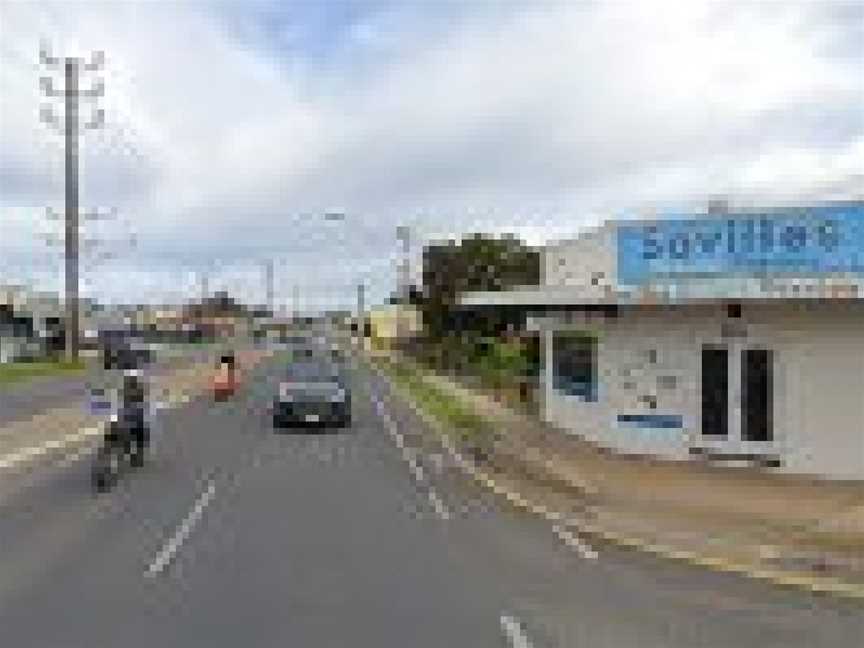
[368,346,864,600]
[0,346,273,472]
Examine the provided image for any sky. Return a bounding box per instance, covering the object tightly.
[1,0,862,311]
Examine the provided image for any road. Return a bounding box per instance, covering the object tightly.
[0,344,860,647]
[0,345,215,427]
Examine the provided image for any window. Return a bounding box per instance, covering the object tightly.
[552,332,598,401]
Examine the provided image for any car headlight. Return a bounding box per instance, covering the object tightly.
[329,389,345,403]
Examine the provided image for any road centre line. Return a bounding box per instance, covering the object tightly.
[499,614,535,648]
[145,479,216,577]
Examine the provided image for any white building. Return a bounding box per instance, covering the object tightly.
[462,203,864,481]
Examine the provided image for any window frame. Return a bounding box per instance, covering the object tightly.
[552,331,599,402]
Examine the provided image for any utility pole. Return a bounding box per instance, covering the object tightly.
[356,282,365,317]
[395,225,411,341]
[40,43,104,360]
[356,282,366,341]
[264,259,274,315]
[200,270,209,302]
[63,59,80,360]
[396,225,411,300]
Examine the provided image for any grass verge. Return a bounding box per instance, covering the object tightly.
[372,354,491,447]
[0,359,88,384]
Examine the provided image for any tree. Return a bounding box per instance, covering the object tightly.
[419,233,540,342]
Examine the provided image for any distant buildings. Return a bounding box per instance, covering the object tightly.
[0,284,66,362]
[364,304,422,347]
[1,284,275,363]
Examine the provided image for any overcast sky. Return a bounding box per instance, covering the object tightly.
[1,0,862,310]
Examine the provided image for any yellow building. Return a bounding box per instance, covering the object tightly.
[366,304,422,346]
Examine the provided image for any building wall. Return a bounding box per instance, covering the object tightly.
[367,305,422,344]
[544,223,617,295]
[766,302,864,479]
[540,301,864,480]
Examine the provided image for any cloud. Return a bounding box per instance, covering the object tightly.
[1,0,861,307]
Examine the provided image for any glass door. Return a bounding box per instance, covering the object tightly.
[700,343,775,455]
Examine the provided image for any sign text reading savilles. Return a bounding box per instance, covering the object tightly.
[616,204,864,285]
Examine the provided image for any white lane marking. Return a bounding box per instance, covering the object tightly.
[376,397,451,521]
[377,373,601,560]
[500,614,535,648]
[0,424,105,472]
[426,488,451,521]
[0,393,193,475]
[53,442,99,470]
[145,479,216,577]
[552,523,599,560]
[406,454,426,482]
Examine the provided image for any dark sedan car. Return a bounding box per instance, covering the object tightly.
[272,359,351,429]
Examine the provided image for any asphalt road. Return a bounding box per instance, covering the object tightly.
[0,345,860,647]
[0,345,215,427]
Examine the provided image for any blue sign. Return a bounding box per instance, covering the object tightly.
[617,204,864,285]
[616,413,683,429]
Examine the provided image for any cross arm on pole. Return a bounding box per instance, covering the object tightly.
[81,79,104,99]
[83,50,105,71]
[84,108,105,130]
[39,40,62,69]
[40,76,66,98]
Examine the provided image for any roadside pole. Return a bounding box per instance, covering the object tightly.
[356,282,366,345]
[40,43,105,361]
[395,225,411,342]
[63,58,80,361]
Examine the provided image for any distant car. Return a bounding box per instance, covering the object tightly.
[280,333,310,345]
[272,359,351,429]
[102,338,154,371]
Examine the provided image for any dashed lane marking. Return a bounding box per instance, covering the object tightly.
[552,523,599,560]
[375,397,451,521]
[0,424,105,472]
[500,614,535,648]
[0,393,194,475]
[145,478,216,577]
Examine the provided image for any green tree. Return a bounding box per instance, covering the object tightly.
[418,233,540,378]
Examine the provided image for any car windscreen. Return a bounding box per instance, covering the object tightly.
[285,360,340,383]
